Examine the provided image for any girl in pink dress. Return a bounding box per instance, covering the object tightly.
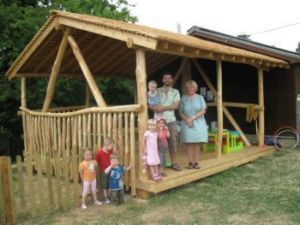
[143,119,162,181]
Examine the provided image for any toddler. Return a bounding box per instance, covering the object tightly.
[79,149,102,209]
[157,118,170,176]
[148,80,161,119]
[143,119,162,181]
[105,155,131,205]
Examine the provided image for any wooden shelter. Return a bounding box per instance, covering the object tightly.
[188,26,300,135]
[6,11,290,197]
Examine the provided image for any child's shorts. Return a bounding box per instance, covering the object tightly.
[98,171,109,190]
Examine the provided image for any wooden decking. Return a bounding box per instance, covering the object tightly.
[137,146,274,193]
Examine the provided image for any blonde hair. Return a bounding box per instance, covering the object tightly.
[148,80,157,86]
[103,137,114,146]
[147,119,157,125]
[83,148,93,158]
[148,80,157,87]
[110,154,119,160]
[184,80,198,94]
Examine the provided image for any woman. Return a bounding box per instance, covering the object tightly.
[179,80,208,169]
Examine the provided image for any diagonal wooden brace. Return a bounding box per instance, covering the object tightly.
[192,59,251,147]
[68,35,106,107]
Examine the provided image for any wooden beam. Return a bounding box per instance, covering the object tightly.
[149,56,178,76]
[59,32,98,72]
[32,31,58,72]
[216,60,223,159]
[135,48,149,180]
[7,17,56,79]
[207,101,262,110]
[68,35,107,107]
[58,16,157,50]
[76,39,117,71]
[20,104,143,117]
[172,58,188,84]
[21,77,26,108]
[192,59,251,146]
[181,59,191,91]
[0,157,16,225]
[258,68,265,147]
[89,40,124,73]
[42,27,71,112]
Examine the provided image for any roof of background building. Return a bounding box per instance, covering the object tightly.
[188,26,300,64]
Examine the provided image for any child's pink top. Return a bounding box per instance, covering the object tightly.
[144,130,160,166]
[158,129,169,146]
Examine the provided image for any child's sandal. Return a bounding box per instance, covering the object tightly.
[152,174,162,181]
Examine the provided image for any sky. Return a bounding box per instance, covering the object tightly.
[128,0,300,52]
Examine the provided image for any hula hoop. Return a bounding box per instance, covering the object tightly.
[273,129,299,150]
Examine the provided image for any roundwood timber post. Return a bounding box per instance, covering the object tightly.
[135,48,148,181]
[42,27,71,112]
[258,68,265,147]
[0,157,16,225]
[21,77,26,108]
[216,60,223,159]
[68,35,107,107]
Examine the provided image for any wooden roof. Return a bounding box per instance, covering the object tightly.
[6,10,289,80]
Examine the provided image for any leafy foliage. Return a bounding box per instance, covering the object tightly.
[0,0,136,157]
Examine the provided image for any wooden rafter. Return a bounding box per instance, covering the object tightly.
[58,16,157,50]
[147,55,176,75]
[67,35,107,107]
[92,43,127,74]
[88,40,124,72]
[7,17,56,79]
[32,31,58,72]
[148,56,178,76]
[42,27,72,112]
[62,35,102,72]
[172,58,188,84]
[192,59,251,147]
[112,51,136,75]
[102,47,132,74]
[146,53,167,71]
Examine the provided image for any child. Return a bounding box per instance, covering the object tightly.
[157,118,170,176]
[96,137,114,203]
[144,119,162,181]
[147,80,161,119]
[79,149,102,209]
[105,155,131,205]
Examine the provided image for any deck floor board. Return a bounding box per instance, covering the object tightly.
[137,146,274,193]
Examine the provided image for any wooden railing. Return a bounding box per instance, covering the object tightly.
[20,104,142,195]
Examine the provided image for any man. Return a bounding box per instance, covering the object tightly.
[152,72,181,171]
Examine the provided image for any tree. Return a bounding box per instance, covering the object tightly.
[296,42,300,53]
[0,0,137,157]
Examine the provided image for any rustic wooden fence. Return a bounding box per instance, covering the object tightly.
[0,105,140,224]
[0,154,82,225]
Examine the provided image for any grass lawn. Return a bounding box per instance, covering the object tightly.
[19,149,300,225]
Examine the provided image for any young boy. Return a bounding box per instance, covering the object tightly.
[105,154,131,205]
[96,137,114,203]
[79,149,102,209]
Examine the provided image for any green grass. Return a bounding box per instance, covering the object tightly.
[19,149,300,225]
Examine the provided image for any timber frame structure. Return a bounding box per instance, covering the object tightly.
[6,11,289,197]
